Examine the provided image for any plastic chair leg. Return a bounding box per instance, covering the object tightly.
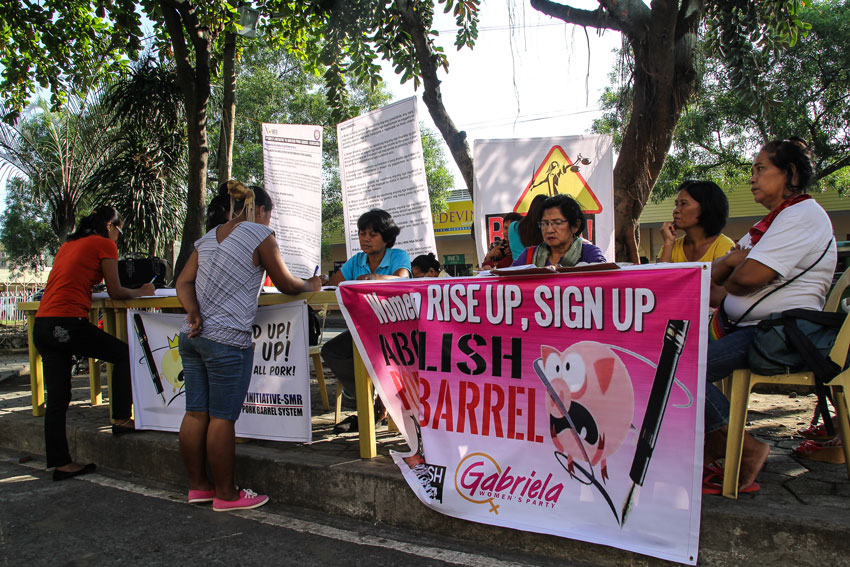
[832,386,850,478]
[720,377,732,400]
[334,383,343,424]
[311,352,330,411]
[723,370,753,499]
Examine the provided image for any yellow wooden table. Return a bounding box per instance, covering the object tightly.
[18,290,379,459]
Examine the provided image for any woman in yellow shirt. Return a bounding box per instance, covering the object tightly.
[658,180,735,263]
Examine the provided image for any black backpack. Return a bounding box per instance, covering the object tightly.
[749,308,848,435]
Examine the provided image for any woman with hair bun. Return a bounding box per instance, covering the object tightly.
[704,138,836,495]
[176,180,322,511]
[34,205,156,481]
[657,180,734,263]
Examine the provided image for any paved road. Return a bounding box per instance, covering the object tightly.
[0,449,565,567]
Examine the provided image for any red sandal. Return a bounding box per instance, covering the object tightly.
[701,462,761,495]
[792,438,845,464]
[702,472,760,495]
[797,419,839,441]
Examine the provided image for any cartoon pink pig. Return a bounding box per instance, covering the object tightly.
[541,341,634,482]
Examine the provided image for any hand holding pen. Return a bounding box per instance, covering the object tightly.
[308,265,327,288]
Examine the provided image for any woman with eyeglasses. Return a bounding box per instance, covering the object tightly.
[33,205,156,481]
[512,194,606,267]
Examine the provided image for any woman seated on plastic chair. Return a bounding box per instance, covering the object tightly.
[657,180,734,263]
[706,138,837,493]
[323,209,411,433]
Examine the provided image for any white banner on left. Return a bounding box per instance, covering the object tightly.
[128,302,312,443]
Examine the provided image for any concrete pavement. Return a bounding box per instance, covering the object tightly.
[1,353,849,566]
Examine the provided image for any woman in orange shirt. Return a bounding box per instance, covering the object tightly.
[34,206,155,481]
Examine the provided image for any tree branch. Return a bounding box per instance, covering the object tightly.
[160,0,195,92]
[817,153,850,180]
[394,0,475,195]
[530,0,627,33]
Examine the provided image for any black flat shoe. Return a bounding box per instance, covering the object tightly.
[333,415,359,433]
[53,463,96,482]
[111,420,138,437]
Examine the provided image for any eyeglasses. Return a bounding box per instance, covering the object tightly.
[538,220,568,229]
[112,224,123,236]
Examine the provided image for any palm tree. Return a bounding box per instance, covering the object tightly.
[0,97,114,242]
[86,57,188,260]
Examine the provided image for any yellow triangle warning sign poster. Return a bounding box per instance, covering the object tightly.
[513,146,602,214]
[473,136,615,264]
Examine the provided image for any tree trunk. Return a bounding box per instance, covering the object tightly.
[394,0,475,199]
[50,196,76,243]
[612,6,700,262]
[160,0,211,278]
[217,31,236,185]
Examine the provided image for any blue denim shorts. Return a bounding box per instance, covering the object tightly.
[178,333,254,421]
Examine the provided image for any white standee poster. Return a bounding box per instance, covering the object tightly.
[262,123,323,278]
[337,97,437,259]
[473,135,615,264]
[128,302,312,442]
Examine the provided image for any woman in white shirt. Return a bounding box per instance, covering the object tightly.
[705,139,836,493]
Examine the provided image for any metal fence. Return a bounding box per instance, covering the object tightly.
[1,287,34,325]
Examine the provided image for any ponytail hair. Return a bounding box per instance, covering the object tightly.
[227,180,273,223]
[206,181,232,231]
[68,205,121,241]
[227,180,256,222]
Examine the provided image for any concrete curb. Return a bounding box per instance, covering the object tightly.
[2,410,849,566]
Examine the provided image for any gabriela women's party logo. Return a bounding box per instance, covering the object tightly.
[454,452,564,514]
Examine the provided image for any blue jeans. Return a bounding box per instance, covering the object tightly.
[178,334,254,421]
[704,326,759,433]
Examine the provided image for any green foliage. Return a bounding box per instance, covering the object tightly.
[283,1,480,121]
[0,0,144,123]
[86,57,189,257]
[664,0,850,198]
[0,56,189,260]
[595,0,849,201]
[0,97,115,241]
[704,0,811,112]
[0,178,59,273]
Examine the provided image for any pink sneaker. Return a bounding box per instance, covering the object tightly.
[188,489,216,504]
[212,488,269,512]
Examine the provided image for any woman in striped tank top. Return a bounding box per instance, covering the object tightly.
[176,181,322,511]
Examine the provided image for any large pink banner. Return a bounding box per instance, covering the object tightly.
[337,265,709,564]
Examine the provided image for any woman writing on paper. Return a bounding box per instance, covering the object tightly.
[323,209,411,432]
[704,139,836,494]
[34,206,156,481]
[176,181,321,511]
